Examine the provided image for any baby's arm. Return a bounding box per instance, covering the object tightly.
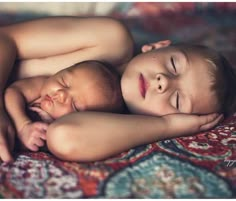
[4,76,48,151]
[47,112,223,162]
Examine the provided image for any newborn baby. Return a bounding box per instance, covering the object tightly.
[29,61,124,123]
[5,60,124,151]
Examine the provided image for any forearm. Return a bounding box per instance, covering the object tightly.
[0,32,17,106]
[47,112,168,161]
[2,17,133,61]
[4,87,31,132]
[1,17,133,79]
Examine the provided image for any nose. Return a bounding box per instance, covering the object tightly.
[155,73,169,93]
[52,89,68,104]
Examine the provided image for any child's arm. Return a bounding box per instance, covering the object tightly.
[1,17,133,78]
[4,76,48,151]
[47,112,223,162]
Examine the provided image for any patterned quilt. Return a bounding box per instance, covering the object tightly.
[0,2,236,198]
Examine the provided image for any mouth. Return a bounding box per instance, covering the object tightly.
[44,95,53,103]
[139,73,148,98]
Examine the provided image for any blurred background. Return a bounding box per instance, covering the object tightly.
[0,2,235,65]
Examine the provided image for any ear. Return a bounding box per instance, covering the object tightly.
[141,40,171,53]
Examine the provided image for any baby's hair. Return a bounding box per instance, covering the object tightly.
[173,43,236,117]
[68,60,125,113]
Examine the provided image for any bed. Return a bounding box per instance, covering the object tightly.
[0,2,236,198]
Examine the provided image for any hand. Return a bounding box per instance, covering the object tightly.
[163,113,224,137]
[19,121,48,152]
[29,106,54,123]
[0,109,15,162]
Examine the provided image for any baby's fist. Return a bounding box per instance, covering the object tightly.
[19,121,48,151]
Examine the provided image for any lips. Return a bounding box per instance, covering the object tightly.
[139,73,148,98]
[43,95,54,105]
[45,95,52,102]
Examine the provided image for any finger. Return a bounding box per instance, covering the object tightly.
[7,126,15,152]
[200,114,224,131]
[28,106,41,112]
[35,122,48,132]
[39,132,46,140]
[34,138,45,147]
[29,144,39,152]
[0,138,14,162]
[199,113,219,125]
[199,114,220,131]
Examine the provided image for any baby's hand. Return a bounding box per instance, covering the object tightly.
[18,121,48,152]
[29,106,54,123]
[163,113,224,137]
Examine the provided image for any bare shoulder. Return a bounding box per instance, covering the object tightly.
[10,76,48,89]
[81,17,134,64]
[1,17,134,78]
[0,16,134,58]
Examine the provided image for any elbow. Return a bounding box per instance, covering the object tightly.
[47,121,78,161]
[46,120,106,162]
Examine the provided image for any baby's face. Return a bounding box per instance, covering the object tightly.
[40,62,120,119]
[121,46,218,116]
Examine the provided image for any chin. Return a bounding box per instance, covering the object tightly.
[127,104,147,115]
[129,105,162,117]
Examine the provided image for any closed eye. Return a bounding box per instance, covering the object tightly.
[61,76,68,87]
[72,101,78,111]
[171,57,177,73]
[176,91,179,110]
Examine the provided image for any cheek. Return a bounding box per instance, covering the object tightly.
[41,83,52,96]
[142,95,175,116]
[42,102,74,119]
[41,81,61,96]
[52,106,74,119]
[121,70,139,101]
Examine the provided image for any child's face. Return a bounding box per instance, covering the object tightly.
[39,64,116,119]
[121,45,218,116]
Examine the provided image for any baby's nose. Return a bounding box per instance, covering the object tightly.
[156,74,169,93]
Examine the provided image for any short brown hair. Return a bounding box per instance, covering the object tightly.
[174,44,236,117]
[208,53,236,117]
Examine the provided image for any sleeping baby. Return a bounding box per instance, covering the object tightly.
[4,60,124,151]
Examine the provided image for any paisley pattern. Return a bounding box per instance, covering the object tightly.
[102,153,232,198]
[0,2,236,198]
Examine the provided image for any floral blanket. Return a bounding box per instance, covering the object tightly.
[0,2,236,198]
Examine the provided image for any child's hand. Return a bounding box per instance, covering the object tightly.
[163,113,224,137]
[18,121,48,152]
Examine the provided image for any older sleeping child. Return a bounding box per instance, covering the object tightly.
[0,17,234,162]
[4,60,123,151]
